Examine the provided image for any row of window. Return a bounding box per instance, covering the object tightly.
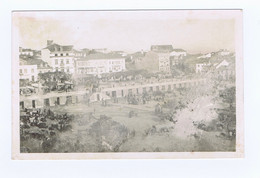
[55,67,70,73]
[55,59,70,65]
[54,53,69,57]
[108,82,201,96]
[20,68,34,74]
[78,60,122,66]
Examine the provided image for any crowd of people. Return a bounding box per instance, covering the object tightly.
[20,108,74,152]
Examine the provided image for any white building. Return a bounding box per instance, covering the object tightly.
[197,53,212,59]
[170,49,187,59]
[215,59,229,69]
[158,53,171,73]
[217,49,231,56]
[41,40,75,74]
[19,59,38,82]
[76,53,125,75]
[150,45,173,73]
[19,47,34,56]
[38,62,52,74]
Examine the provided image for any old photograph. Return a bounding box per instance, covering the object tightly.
[12,10,243,159]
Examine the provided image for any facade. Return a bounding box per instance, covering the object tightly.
[135,51,159,72]
[19,59,38,82]
[196,63,210,73]
[150,45,173,73]
[151,45,173,53]
[197,53,212,59]
[41,40,75,74]
[170,49,187,59]
[93,48,109,53]
[38,62,52,74]
[19,78,206,108]
[170,49,187,66]
[217,49,231,56]
[76,53,126,75]
[135,47,171,73]
[158,52,171,73]
[19,47,34,56]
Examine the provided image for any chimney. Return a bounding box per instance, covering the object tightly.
[47,40,53,46]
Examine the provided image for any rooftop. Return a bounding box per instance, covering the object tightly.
[172,48,186,52]
[151,45,173,53]
[77,53,124,61]
[44,43,73,52]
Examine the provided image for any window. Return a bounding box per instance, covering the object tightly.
[20,69,22,73]
[162,85,165,90]
[55,67,58,72]
[55,54,58,56]
[61,53,63,56]
[66,53,69,56]
[55,59,58,65]
[31,69,34,73]
[66,59,69,64]
[24,69,27,74]
[67,68,70,73]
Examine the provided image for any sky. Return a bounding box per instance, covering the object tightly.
[13,10,238,54]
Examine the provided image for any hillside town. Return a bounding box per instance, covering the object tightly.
[19,40,236,153]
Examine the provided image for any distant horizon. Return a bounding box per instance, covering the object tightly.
[14,10,236,54]
[19,42,233,55]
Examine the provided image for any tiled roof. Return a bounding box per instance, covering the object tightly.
[172,48,186,52]
[20,56,51,68]
[151,45,173,52]
[77,53,124,61]
[44,43,73,52]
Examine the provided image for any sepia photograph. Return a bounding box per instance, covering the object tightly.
[11,10,243,159]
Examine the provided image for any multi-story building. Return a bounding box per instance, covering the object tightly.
[76,53,125,75]
[151,45,173,73]
[41,40,75,74]
[170,49,187,66]
[19,47,34,56]
[19,58,38,82]
[38,62,52,74]
[158,53,171,72]
[217,49,231,56]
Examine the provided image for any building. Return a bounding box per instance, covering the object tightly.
[92,48,110,54]
[19,58,38,82]
[213,59,235,81]
[217,49,231,56]
[134,45,173,73]
[197,53,212,59]
[151,45,173,73]
[134,51,158,72]
[196,63,211,73]
[170,49,187,59]
[151,45,173,53]
[158,52,171,73]
[38,62,52,74]
[76,53,126,75]
[19,47,34,56]
[41,40,75,74]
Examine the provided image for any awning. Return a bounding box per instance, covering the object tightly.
[65,81,73,85]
